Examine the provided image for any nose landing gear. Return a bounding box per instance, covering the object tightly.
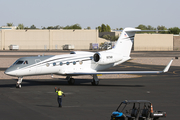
[16,77,23,88]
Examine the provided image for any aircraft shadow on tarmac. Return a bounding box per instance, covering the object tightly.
[1,62,179,88]
[0,78,145,88]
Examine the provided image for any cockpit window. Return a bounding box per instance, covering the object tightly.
[13,60,28,65]
[24,61,28,64]
[16,61,24,64]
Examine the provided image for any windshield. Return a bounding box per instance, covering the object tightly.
[13,60,28,65]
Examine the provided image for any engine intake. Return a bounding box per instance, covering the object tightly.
[93,53,100,62]
[93,52,122,64]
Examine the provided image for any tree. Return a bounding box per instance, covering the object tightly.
[106,24,111,32]
[111,35,119,41]
[63,24,82,29]
[136,24,156,33]
[103,34,111,40]
[17,24,24,29]
[85,26,91,30]
[147,25,156,30]
[47,26,54,29]
[157,25,168,34]
[168,27,180,34]
[97,26,101,32]
[97,24,112,32]
[7,23,13,26]
[136,24,155,30]
[136,24,147,30]
[30,25,36,29]
[101,24,106,32]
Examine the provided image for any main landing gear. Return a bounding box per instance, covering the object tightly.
[66,74,100,86]
[91,74,99,86]
[16,77,23,88]
[66,76,75,85]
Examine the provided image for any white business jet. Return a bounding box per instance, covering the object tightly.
[4,27,173,88]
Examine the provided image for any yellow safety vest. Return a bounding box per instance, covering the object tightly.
[56,91,63,96]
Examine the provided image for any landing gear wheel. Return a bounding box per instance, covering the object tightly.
[91,80,99,86]
[68,78,75,85]
[16,84,21,88]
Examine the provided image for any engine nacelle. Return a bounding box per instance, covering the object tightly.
[93,52,122,64]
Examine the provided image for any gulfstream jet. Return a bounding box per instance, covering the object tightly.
[4,27,173,88]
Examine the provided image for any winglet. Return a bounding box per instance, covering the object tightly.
[163,59,173,73]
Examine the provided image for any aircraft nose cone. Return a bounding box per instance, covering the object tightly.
[4,69,11,75]
[4,68,16,76]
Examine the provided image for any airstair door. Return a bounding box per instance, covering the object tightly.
[35,59,42,73]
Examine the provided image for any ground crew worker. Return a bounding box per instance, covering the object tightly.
[55,87,65,107]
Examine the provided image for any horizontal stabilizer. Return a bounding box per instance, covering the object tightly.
[163,59,173,72]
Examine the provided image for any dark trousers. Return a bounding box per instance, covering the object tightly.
[57,96,62,107]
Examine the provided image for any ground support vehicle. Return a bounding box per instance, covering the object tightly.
[111,100,166,120]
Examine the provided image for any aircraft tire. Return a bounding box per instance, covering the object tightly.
[91,80,99,86]
[16,84,21,88]
[68,78,75,85]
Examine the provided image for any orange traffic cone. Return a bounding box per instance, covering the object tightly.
[151,104,153,113]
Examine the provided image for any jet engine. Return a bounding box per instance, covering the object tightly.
[93,52,122,64]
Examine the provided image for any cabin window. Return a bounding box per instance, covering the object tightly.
[66,62,70,65]
[79,61,83,65]
[60,62,63,66]
[73,61,76,65]
[46,63,50,67]
[53,62,56,66]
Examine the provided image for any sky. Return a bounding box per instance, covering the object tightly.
[1,0,180,29]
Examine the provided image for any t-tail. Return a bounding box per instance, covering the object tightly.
[93,27,141,67]
[112,27,141,57]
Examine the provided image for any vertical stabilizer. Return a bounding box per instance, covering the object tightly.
[113,28,141,57]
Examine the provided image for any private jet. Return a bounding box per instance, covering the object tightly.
[4,27,173,88]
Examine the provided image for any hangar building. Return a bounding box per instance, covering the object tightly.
[0,29,107,50]
[0,28,179,51]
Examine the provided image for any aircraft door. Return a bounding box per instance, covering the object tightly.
[35,59,42,73]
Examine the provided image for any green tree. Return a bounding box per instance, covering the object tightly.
[96,26,101,32]
[111,35,119,41]
[42,26,46,29]
[136,24,147,30]
[147,25,156,30]
[157,25,168,34]
[101,24,106,32]
[17,24,24,29]
[168,27,180,34]
[106,24,111,32]
[136,24,156,33]
[30,25,36,29]
[7,23,13,26]
[85,26,91,30]
[47,26,54,29]
[63,24,82,29]
[103,34,111,40]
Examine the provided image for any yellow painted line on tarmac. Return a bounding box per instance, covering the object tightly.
[173,71,176,74]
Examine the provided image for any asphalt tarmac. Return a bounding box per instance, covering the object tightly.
[0,51,180,120]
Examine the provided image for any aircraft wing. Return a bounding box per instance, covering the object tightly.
[66,59,173,75]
